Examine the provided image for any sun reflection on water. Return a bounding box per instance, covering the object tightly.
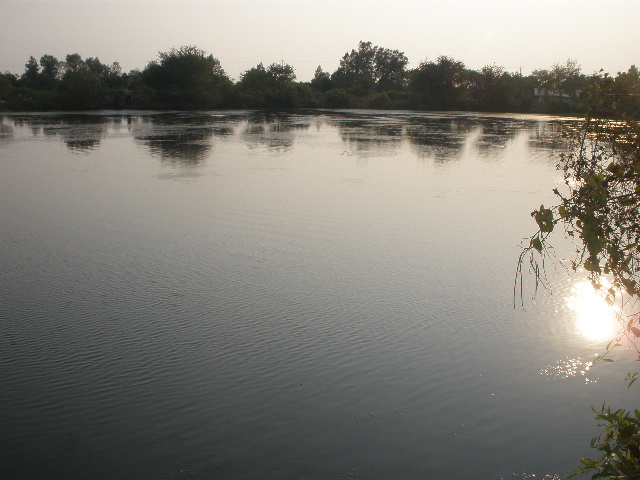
[566,280,619,341]
[540,356,597,383]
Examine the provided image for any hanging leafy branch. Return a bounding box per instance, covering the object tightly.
[516,71,640,480]
[516,73,640,340]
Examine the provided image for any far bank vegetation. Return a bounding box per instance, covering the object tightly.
[0,43,638,114]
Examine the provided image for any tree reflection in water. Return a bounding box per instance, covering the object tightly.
[132,114,235,164]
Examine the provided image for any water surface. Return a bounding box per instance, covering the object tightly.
[0,110,636,480]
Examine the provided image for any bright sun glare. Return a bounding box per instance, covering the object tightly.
[567,281,619,341]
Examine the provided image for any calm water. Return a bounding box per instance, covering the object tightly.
[0,110,636,480]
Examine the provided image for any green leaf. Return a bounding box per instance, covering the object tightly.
[559,205,567,218]
[621,278,637,295]
[531,236,543,253]
[534,207,554,233]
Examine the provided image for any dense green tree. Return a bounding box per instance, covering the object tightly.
[335,41,376,85]
[21,56,40,88]
[310,65,333,92]
[597,65,640,118]
[85,57,124,89]
[142,46,230,108]
[350,40,376,77]
[325,88,351,108]
[373,47,409,91]
[237,62,298,107]
[409,56,467,109]
[266,63,297,107]
[331,41,408,93]
[85,57,109,77]
[472,64,517,111]
[532,59,589,106]
[266,63,296,89]
[237,63,270,104]
[38,54,61,91]
[65,53,84,73]
[615,65,640,93]
[0,74,13,100]
[58,68,104,109]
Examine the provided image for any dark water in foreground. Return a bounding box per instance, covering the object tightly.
[0,110,636,480]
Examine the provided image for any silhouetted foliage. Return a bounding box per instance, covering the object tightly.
[65,53,83,73]
[38,54,61,91]
[409,56,467,110]
[331,41,408,94]
[332,41,376,90]
[237,63,270,106]
[237,62,300,108]
[0,74,13,100]
[475,64,517,112]
[1,43,636,113]
[533,59,586,99]
[59,68,104,110]
[142,46,231,108]
[374,47,409,91]
[571,406,640,480]
[21,56,40,89]
[311,66,333,92]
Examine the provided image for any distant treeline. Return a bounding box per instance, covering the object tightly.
[0,43,638,113]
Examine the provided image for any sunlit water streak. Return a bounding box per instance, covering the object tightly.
[539,357,598,383]
[567,280,619,341]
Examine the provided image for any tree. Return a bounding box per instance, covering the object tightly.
[58,68,104,109]
[409,56,467,109]
[85,57,108,77]
[373,47,409,91]
[331,41,408,93]
[472,64,517,111]
[237,62,298,108]
[65,53,84,73]
[0,73,13,99]
[142,45,230,108]
[39,54,61,90]
[311,65,333,92]
[237,63,270,103]
[85,57,124,89]
[266,62,296,89]
[533,59,588,104]
[337,41,376,80]
[21,56,40,88]
[331,41,375,91]
[602,66,640,118]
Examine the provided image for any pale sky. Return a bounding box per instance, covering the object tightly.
[1,0,638,82]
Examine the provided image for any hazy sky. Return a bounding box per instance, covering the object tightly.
[1,0,638,82]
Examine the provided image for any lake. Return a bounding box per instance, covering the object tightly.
[0,110,636,480]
